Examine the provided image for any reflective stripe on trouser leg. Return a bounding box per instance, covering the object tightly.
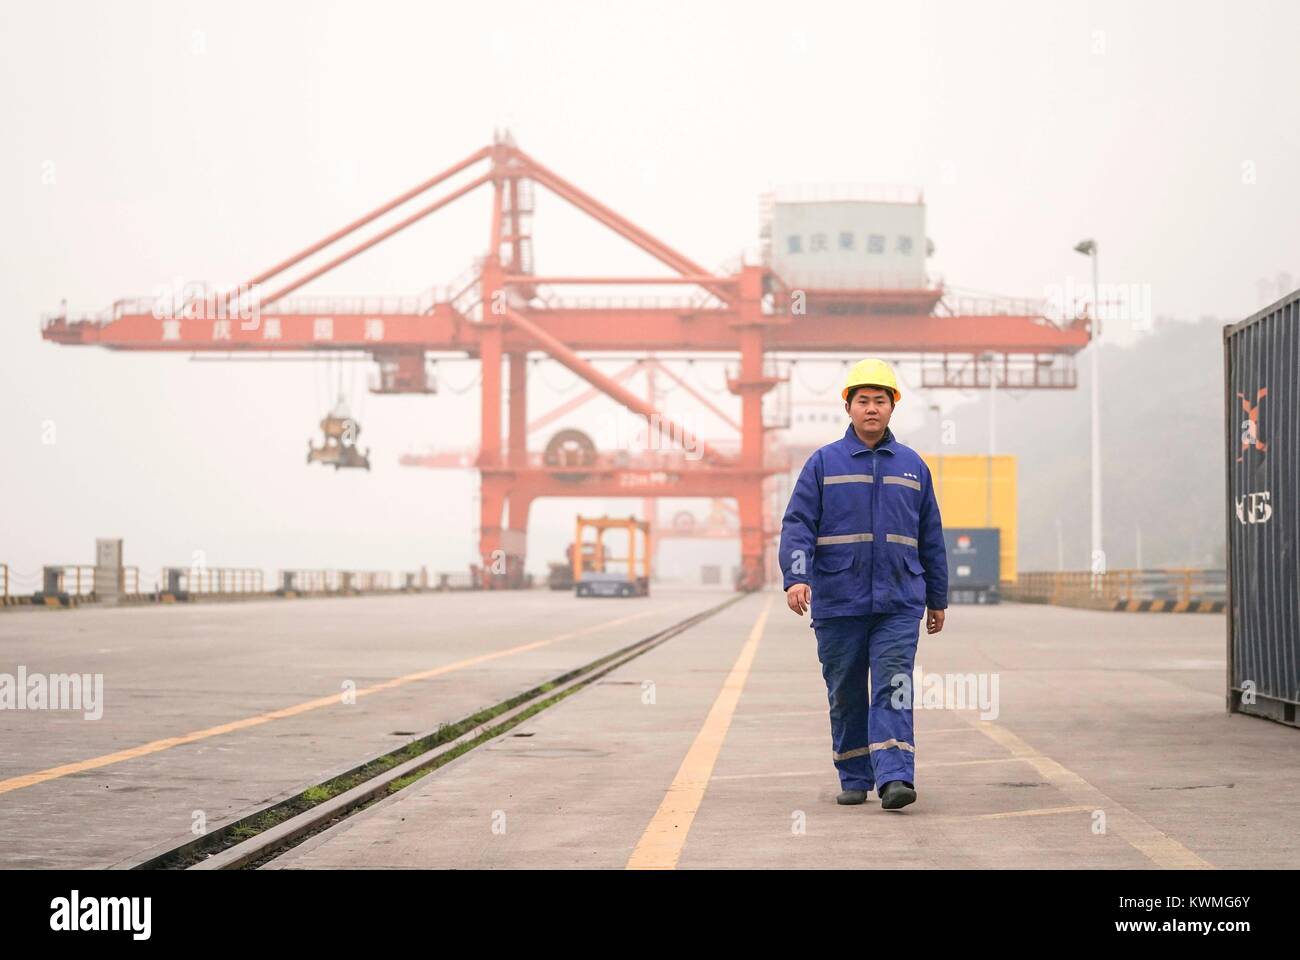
[865,611,920,788]
[813,615,874,791]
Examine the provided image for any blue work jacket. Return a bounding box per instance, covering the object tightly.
[779,424,949,624]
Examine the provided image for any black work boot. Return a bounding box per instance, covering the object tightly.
[880,780,916,810]
[836,788,869,805]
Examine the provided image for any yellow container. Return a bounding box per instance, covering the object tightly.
[919,454,1017,582]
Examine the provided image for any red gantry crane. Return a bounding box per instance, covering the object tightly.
[41,133,1091,590]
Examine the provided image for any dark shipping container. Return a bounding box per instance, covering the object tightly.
[1224,289,1300,727]
[942,527,1000,604]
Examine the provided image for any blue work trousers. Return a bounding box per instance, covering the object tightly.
[814,612,919,792]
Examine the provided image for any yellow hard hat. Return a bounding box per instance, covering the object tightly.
[842,358,901,403]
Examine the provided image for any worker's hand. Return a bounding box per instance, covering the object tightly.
[786,583,811,616]
[926,608,945,634]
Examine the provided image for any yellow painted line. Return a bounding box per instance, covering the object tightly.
[966,718,1214,869]
[966,804,1096,821]
[922,804,1096,822]
[708,758,1017,779]
[710,769,823,781]
[711,754,1082,782]
[709,741,1029,782]
[912,726,986,734]
[766,726,979,745]
[627,594,772,870]
[917,756,1041,769]
[0,608,661,797]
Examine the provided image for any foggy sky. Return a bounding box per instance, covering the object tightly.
[2,0,1296,586]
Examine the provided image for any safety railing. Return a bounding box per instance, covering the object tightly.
[41,306,119,327]
[1005,569,1226,605]
[45,297,186,323]
[448,258,486,318]
[938,293,1049,317]
[259,292,445,316]
[45,288,452,327]
[119,566,140,596]
[278,569,414,594]
[765,270,935,292]
[435,571,477,590]
[522,449,740,473]
[161,567,264,595]
[530,292,722,311]
[340,567,390,590]
[279,569,344,594]
[1,562,451,607]
[48,565,96,597]
[767,183,925,204]
[33,566,140,598]
[919,360,1078,390]
[401,570,431,591]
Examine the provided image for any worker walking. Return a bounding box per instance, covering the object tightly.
[779,358,948,811]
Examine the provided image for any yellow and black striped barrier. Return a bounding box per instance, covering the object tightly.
[1004,570,1226,614]
[1111,598,1225,613]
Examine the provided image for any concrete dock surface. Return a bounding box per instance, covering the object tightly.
[1,587,1295,869]
[270,592,1296,869]
[0,586,730,867]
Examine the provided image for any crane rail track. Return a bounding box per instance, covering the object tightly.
[118,592,748,870]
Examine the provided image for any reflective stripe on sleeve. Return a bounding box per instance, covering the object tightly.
[885,533,918,547]
[816,533,873,545]
[883,475,921,490]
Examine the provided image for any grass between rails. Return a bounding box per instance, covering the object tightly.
[241,682,587,868]
[151,604,728,870]
[154,678,573,869]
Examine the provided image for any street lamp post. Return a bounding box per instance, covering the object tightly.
[981,350,997,527]
[1074,239,1102,585]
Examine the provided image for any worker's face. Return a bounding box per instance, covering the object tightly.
[846,387,894,436]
